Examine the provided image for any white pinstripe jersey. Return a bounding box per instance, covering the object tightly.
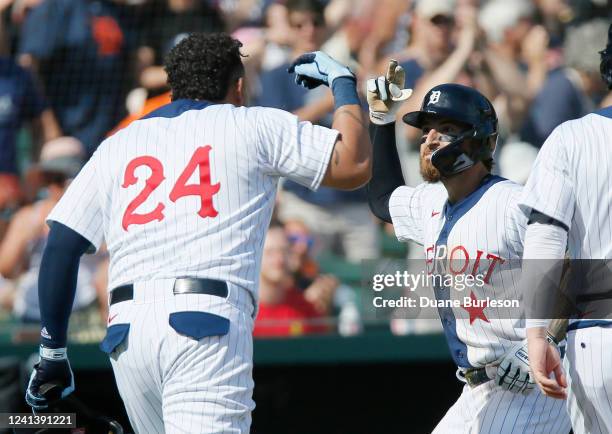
[389,176,529,368]
[47,100,337,298]
[519,106,612,327]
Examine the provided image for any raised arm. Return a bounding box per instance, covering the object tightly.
[288,51,371,190]
[366,122,405,223]
[364,61,413,222]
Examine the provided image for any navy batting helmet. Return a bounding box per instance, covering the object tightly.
[403,83,498,177]
[600,22,612,90]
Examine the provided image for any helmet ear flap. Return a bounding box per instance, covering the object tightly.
[488,134,498,155]
[466,134,496,169]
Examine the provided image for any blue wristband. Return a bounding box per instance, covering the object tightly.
[331,76,359,109]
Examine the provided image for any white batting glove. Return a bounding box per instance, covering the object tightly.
[495,339,535,395]
[366,59,413,125]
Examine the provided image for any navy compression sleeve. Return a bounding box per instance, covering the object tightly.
[366,122,406,223]
[38,222,93,348]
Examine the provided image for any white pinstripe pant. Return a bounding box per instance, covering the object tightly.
[105,279,255,434]
[432,379,571,433]
[565,326,612,434]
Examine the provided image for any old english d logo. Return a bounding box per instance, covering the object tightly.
[428,91,441,105]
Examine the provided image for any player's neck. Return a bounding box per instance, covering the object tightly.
[442,166,489,205]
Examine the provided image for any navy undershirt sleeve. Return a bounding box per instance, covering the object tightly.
[39,222,93,349]
[366,122,406,223]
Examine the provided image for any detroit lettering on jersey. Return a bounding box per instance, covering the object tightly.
[389,175,528,368]
[426,244,505,284]
[46,99,338,299]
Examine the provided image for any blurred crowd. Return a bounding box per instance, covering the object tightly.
[0,0,610,339]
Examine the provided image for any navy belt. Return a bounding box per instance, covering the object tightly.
[109,278,229,306]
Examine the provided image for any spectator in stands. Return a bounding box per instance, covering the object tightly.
[0,56,61,234]
[137,0,224,97]
[285,219,338,315]
[0,137,106,323]
[258,1,293,72]
[478,0,548,135]
[254,224,327,337]
[285,219,319,288]
[358,0,412,76]
[18,0,135,154]
[389,0,455,90]
[230,2,293,103]
[217,0,273,33]
[520,18,610,147]
[0,0,61,223]
[392,0,478,141]
[258,0,333,120]
[0,59,60,173]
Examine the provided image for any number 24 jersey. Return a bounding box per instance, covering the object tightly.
[48,100,338,296]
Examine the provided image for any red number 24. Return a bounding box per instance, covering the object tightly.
[121,146,220,231]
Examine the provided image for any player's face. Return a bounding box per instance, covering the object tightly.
[419,120,467,182]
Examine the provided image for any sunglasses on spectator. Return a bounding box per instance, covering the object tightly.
[430,15,454,26]
[287,233,315,249]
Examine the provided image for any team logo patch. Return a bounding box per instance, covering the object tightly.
[428,91,441,105]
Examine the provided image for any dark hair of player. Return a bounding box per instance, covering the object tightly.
[165,33,246,102]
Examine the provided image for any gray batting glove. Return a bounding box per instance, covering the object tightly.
[366,59,412,125]
[495,339,538,395]
[288,51,354,89]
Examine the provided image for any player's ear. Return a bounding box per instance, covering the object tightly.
[235,77,246,106]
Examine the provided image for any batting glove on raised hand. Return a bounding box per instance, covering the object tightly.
[288,51,354,89]
[366,59,413,125]
[26,346,75,411]
[495,336,558,395]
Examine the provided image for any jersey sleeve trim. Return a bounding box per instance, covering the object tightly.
[45,216,102,253]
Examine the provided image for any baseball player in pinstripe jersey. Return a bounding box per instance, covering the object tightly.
[24,33,371,433]
[366,63,571,433]
[520,23,612,434]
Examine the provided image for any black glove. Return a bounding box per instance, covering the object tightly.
[25,346,75,411]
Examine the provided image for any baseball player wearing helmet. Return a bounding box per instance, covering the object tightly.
[25,33,371,433]
[366,62,571,433]
[520,22,612,434]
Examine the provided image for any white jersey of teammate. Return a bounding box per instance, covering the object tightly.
[390,175,570,433]
[47,99,337,434]
[519,106,612,434]
[49,100,336,297]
